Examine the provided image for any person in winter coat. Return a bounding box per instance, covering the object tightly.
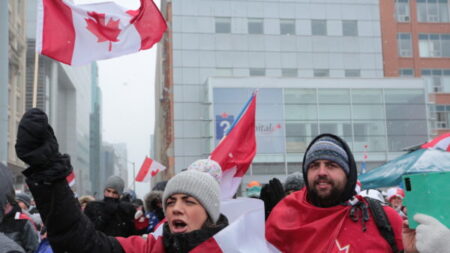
[84,175,137,237]
[0,164,39,253]
[144,190,164,233]
[0,166,26,253]
[15,108,230,253]
[0,232,25,253]
[386,187,407,219]
[284,171,304,195]
[15,193,42,231]
[265,134,409,252]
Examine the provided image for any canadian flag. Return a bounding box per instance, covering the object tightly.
[210,92,257,200]
[66,171,76,187]
[135,156,166,182]
[36,0,167,66]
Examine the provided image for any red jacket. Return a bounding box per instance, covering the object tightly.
[266,188,403,253]
[116,234,222,253]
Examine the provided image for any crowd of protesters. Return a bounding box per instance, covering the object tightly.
[0,108,449,253]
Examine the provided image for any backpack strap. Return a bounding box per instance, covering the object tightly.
[365,197,400,253]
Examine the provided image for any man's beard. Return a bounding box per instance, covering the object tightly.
[307,178,345,207]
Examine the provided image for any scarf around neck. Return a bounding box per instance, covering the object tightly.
[162,214,228,253]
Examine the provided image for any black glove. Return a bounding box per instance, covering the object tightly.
[259,178,285,220]
[15,108,72,182]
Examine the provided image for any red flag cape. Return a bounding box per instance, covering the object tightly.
[266,188,404,252]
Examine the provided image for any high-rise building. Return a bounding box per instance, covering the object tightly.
[2,0,27,187]
[380,0,450,135]
[90,63,102,195]
[154,0,430,186]
[99,143,129,195]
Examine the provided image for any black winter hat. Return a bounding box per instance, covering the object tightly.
[302,133,357,204]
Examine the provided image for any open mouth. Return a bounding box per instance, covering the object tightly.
[171,219,188,233]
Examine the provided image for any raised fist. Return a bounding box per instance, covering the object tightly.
[15,108,59,168]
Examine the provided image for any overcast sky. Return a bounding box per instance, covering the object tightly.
[79,0,160,197]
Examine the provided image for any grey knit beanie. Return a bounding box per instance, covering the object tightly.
[16,193,32,208]
[163,170,220,223]
[284,172,304,192]
[303,136,349,175]
[104,175,125,195]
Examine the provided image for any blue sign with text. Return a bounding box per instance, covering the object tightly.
[216,113,234,140]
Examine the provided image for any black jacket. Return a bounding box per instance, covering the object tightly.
[84,197,136,237]
[27,178,125,253]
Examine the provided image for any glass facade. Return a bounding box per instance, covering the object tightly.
[212,87,428,176]
[169,0,389,172]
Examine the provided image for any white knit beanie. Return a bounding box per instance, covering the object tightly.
[163,170,220,223]
[187,159,222,183]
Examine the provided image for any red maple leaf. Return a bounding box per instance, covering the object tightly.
[85,12,121,51]
[221,112,229,118]
[151,169,160,177]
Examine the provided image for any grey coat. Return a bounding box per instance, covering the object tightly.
[0,232,25,253]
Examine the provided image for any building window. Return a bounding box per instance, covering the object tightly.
[248,18,264,34]
[282,68,298,77]
[417,0,449,23]
[215,17,231,33]
[395,0,411,22]
[434,104,450,129]
[342,20,358,36]
[345,69,361,77]
[216,68,233,76]
[422,69,450,92]
[250,68,265,76]
[399,68,414,77]
[311,20,327,36]
[280,19,296,35]
[397,33,413,57]
[419,34,450,57]
[314,69,329,77]
[436,111,449,128]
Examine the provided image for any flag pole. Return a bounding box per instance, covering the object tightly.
[132,161,136,191]
[32,50,39,108]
